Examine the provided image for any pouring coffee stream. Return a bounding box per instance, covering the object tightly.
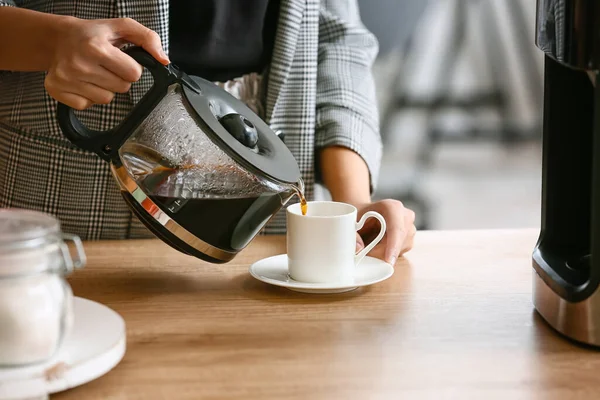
[288,178,307,216]
[300,195,308,216]
[56,46,304,263]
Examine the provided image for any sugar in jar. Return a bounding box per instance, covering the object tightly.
[0,209,85,366]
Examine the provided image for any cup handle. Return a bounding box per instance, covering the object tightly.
[355,211,387,266]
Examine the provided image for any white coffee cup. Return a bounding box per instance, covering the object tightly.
[286,201,387,284]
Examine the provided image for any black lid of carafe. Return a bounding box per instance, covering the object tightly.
[180,74,300,185]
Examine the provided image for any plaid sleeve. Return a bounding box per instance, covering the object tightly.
[315,0,382,192]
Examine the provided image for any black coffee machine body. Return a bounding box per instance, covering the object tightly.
[533,0,600,345]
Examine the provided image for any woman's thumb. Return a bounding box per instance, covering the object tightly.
[113,18,170,65]
[356,233,365,253]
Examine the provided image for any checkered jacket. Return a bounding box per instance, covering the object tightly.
[0,0,381,239]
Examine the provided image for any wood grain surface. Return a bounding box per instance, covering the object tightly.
[52,229,600,400]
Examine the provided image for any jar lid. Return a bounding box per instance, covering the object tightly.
[0,209,61,250]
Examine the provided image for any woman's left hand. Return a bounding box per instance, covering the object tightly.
[355,200,416,266]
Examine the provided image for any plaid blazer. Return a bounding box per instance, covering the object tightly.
[0,0,381,239]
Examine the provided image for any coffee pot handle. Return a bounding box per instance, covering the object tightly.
[56,46,177,163]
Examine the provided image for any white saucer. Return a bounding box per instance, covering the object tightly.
[0,297,126,399]
[249,254,394,294]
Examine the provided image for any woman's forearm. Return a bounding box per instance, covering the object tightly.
[0,7,71,71]
[319,146,371,207]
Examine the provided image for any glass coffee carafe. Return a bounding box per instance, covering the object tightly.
[56,47,302,263]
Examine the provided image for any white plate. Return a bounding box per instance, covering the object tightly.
[0,297,126,399]
[249,254,394,294]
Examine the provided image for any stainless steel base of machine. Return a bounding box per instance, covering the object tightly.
[533,269,600,346]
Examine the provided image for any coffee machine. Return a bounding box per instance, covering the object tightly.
[533,0,600,346]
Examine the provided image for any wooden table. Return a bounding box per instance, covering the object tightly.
[54,230,600,400]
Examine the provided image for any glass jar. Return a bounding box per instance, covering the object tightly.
[0,209,85,367]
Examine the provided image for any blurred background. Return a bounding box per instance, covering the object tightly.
[356,0,543,230]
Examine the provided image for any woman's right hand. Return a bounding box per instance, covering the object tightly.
[45,17,169,110]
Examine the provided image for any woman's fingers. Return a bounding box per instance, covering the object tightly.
[400,224,417,256]
[378,200,407,265]
[355,200,417,265]
[399,209,416,255]
[72,81,115,104]
[356,232,365,252]
[83,65,132,94]
[359,224,416,265]
[111,17,169,65]
[46,90,92,111]
[100,45,144,82]
[45,17,168,107]
[46,68,115,108]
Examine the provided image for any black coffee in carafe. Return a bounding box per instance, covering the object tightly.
[115,137,304,262]
[133,163,295,253]
[149,194,289,252]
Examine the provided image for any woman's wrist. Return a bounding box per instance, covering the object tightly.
[45,15,78,68]
[319,146,372,207]
[0,7,75,71]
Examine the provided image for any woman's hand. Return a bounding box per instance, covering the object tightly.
[45,17,169,110]
[318,146,417,265]
[355,200,416,265]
